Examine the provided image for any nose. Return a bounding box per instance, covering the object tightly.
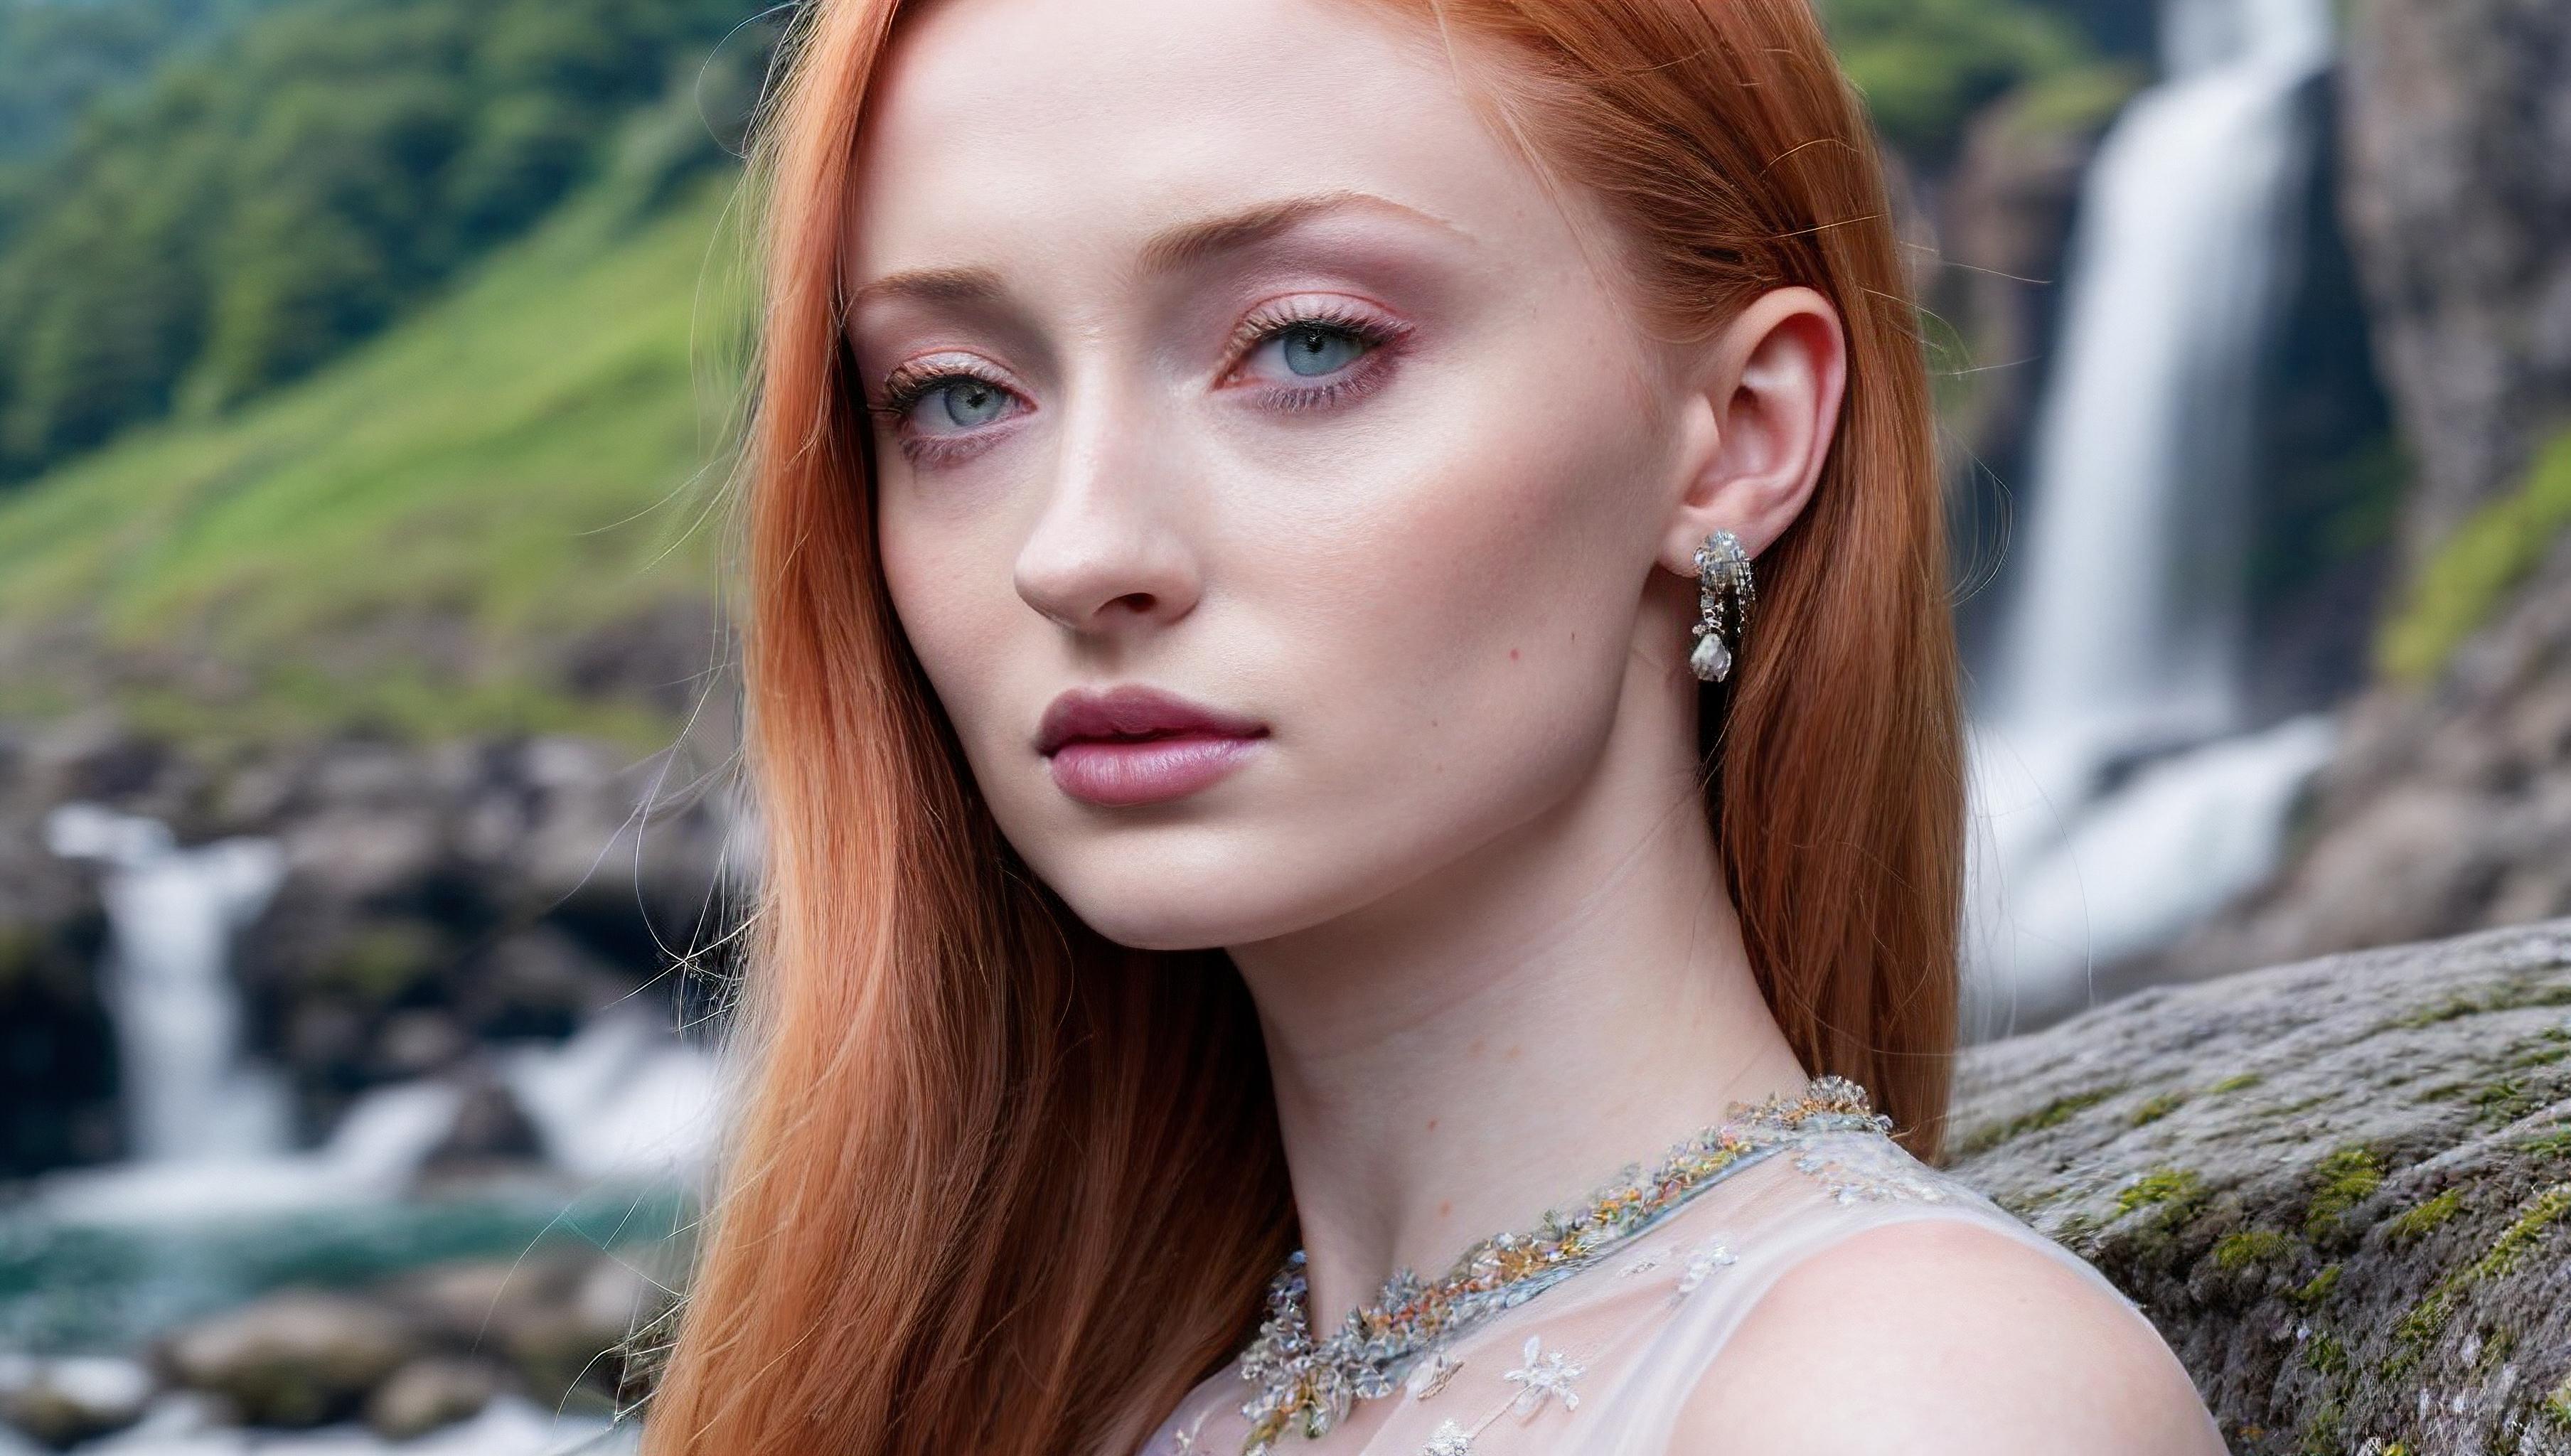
[1012,380,1202,636]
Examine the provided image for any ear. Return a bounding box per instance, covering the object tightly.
[1656,287,1849,579]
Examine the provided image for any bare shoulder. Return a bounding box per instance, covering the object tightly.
[1667,1216,2223,1455]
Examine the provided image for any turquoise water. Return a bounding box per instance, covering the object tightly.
[0,1183,695,1353]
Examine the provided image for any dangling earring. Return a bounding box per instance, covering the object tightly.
[1689,529,1755,683]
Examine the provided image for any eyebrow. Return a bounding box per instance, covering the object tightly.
[1135,189,1470,274]
[845,190,1470,314]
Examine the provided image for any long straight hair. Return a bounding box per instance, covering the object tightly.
[642,1,1962,1452]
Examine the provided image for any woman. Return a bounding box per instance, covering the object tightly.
[643,0,2227,1452]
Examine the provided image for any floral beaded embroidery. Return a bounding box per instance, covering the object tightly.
[1406,1350,1463,1400]
[1674,1237,1738,1293]
[1421,1420,1475,1455]
[1790,1133,1951,1206]
[1500,1334,1583,1418]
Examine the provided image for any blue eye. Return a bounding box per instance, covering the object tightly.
[928,377,1007,429]
[1231,304,1399,396]
[1274,323,1366,378]
[877,368,1017,438]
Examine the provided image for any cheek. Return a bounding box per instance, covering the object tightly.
[878,496,1020,747]
[1245,353,1665,808]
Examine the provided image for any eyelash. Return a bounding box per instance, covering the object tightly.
[867,301,1408,466]
[1224,299,1407,410]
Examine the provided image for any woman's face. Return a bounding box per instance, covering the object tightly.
[845,0,1709,950]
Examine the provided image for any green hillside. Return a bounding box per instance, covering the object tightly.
[0,166,753,751]
[0,0,769,477]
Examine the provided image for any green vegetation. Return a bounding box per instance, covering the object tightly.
[2476,1076,2555,1126]
[2386,1188,2466,1242]
[2395,994,2503,1029]
[1952,1085,2122,1155]
[0,0,279,162]
[2304,1146,2385,1239]
[1999,59,2148,141]
[2393,1182,2571,1359]
[0,165,752,749]
[2297,1398,2346,1455]
[2476,1325,2518,1370]
[2115,1166,2205,1221]
[2378,428,2571,684]
[1816,0,2133,162]
[318,920,447,1000]
[0,0,769,480]
[2208,1073,2265,1095]
[2389,981,2571,1032]
[2131,1091,2186,1127]
[2544,1374,2571,1432]
[2213,1228,2294,1270]
[2289,1263,2341,1308]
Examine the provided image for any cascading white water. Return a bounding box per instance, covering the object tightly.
[39,804,469,1222]
[1967,0,2339,1030]
[36,801,720,1223]
[501,1008,722,1183]
[1990,0,2332,752]
[42,803,293,1162]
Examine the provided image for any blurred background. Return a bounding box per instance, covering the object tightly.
[0,0,2559,1450]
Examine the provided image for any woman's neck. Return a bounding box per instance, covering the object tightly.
[1225,683,1810,1329]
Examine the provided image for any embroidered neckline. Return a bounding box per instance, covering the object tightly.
[1231,1074,1891,1455]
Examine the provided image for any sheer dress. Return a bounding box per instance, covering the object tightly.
[1136,1085,2213,1455]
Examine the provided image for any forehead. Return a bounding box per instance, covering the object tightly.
[845,0,1571,291]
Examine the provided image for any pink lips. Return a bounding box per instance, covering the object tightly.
[1035,685,1269,807]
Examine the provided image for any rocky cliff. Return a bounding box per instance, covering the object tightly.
[2169,520,2571,981]
[2147,0,2571,985]
[2337,0,2571,560]
[1950,917,2571,1453]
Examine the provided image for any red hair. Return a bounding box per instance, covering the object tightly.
[643,1,1961,1452]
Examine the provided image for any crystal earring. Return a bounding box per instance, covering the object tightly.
[1689,529,1755,683]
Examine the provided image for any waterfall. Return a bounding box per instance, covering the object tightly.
[42,803,293,1162]
[35,802,719,1224]
[36,804,465,1222]
[1967,0,2339,1029]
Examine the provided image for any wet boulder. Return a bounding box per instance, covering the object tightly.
[157,1290,419,1428]
[365,1356,503,1440]
[1949,917,2571,1454]
[0,1355,152,1448]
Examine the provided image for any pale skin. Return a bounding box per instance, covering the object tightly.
[843,0,2220,1449]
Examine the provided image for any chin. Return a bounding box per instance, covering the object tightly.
[1047,869,1313,953]
[1020,833,1352,953]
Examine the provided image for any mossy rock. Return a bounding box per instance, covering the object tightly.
[1948,918,2571,1455]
